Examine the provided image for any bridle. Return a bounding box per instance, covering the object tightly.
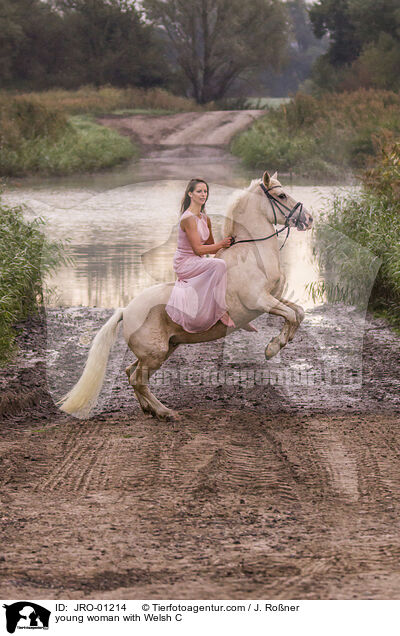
[229,182,304,250]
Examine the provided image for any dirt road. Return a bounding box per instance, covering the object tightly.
[97,110,264,151]
[1,111,400,600]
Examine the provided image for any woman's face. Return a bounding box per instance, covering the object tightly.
[189,182,208,207]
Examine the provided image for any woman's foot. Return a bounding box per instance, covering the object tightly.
[220,312,235,328]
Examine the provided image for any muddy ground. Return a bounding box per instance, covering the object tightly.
[1,305,399,600]
[1,111,400,600]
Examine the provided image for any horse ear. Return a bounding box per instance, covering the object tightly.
[271,171,278,180]
[262,171,271,187]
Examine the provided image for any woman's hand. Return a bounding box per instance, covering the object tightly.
[220,236,234,248]
[182,215,234,255]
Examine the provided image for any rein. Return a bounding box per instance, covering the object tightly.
[229,183,303,250]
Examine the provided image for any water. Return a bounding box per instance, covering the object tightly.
[3,154,341,310]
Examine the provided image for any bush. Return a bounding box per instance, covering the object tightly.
[0,101,137,177]
[0,96,70,149]
[231,119,321,173]
[231,90,400,178]
[0,195,68,363]
[363,138,400,203]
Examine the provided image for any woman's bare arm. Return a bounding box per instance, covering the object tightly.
[181,216,231,255]
[204,215,216,245]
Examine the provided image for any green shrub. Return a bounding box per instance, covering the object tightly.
[0,96,70,156]
[0,97,69,141]
[231,89,400,178]
[0,108,137,177]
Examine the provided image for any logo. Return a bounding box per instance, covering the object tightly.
[3,603,51,634]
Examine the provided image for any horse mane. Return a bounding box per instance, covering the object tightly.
[223,179,260,236]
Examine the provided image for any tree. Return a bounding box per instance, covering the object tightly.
[248,0,328,97]
[0,0,167,90]
[56,0,166,87]
[309,0,400,91]
[0,0,68,88]
[266,0,328,96]
[309,0,361,67]
[0,0,24,82]
[143,0,289,103]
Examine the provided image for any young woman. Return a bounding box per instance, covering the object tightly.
[165,178,235,332]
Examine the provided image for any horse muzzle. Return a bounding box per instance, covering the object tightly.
[292,208,313,231]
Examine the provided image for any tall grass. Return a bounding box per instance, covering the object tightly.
[0,96,137,176]
[6,86,203,116]
[0,194,68,363]
[311,141,400,327]
[231,90,400,178]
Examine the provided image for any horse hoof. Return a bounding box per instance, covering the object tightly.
[265,342,280,360]
[154,410,178,422]
[163,408,179,421]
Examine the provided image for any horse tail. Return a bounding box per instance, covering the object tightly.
[57,308,124,418]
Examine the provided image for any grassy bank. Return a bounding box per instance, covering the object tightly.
[311,141,400,327]
[0,194,67,363]
[0,96,137,177]
[231,90,400,178]
[0,87,204,177]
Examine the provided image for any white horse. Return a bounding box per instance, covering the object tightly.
[58,171,313,420]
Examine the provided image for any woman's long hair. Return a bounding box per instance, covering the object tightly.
[180,178,209,215]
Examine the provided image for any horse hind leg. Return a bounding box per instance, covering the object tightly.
[125,360,138,381]
[126,342,179,420]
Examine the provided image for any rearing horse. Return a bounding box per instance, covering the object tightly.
[58,171,313,420]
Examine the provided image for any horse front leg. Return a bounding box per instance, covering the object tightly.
[279,299,305,341]
[253,291,299,359]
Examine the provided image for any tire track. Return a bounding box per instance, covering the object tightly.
[308,421,359,502]
[349,428,397,510]
[79,438,125,492]
[112,428,301,503]
[35,422,103,492]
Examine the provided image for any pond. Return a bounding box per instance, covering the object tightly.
[4,154,343,311]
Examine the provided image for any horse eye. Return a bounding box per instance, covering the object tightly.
[278,193,286,199]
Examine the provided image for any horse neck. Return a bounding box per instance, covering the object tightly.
[229,200,276,241]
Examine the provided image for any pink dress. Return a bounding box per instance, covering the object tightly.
[165,210,231,332]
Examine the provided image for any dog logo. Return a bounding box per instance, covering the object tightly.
[3,602,50,633]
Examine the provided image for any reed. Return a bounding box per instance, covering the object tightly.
[310,142,400,327]
[0,195,68,363]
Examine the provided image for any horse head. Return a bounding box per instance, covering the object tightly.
[224,171,313,241]
[260,171,313,231]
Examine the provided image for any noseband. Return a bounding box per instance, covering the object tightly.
[229,183,304,249]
